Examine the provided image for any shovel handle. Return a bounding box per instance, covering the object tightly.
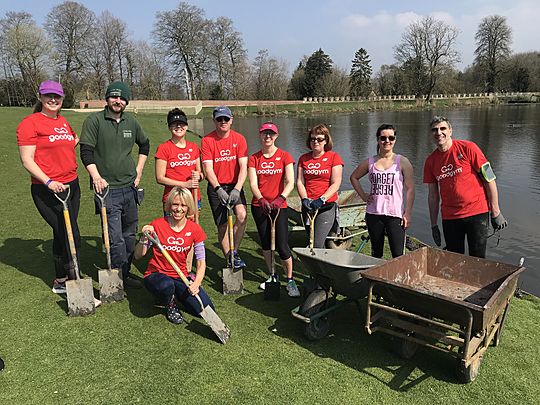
[268,208,280,276]
[306,209,319,251]
[54,186,80,280]
[144,231,206,311]
[227,204,234,261]
[192,188,199,224]
[94,186,112,270]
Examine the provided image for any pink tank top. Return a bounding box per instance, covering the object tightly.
[366,154,404,218]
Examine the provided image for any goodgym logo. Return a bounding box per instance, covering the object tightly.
[441,164,453,173]
[307,162,321,169]
[177,153,191,160]
[164,236,190,252]
[261,161,275,169]
[49,126,74,142]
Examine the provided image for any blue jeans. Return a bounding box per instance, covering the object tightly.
[144,272,215,316]
[97,186,138,277]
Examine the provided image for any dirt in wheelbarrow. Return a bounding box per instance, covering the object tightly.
[411,275,494,306]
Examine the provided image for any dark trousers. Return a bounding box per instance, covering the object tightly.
[144,272,215,316]
[31,179,81,278]
[301,203,338,248]
[251,205,291,260]
[442,212,489,258]
[96,186,138,276]
[365,213,405,258]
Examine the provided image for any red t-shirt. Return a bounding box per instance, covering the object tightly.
[144,217,207,278]
[16,113,78,184]
[423,139,489,220]
[155,139,201,202]
[201,130,248,184]
[248,149,294,207]
[298,150,343,202]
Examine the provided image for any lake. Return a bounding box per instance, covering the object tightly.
[194,104,540,296]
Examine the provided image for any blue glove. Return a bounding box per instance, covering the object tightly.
[309,198,325,211]
[301,198,312,211]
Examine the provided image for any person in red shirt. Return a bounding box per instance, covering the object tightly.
[297,124,344,248]
[155,108,203,213]
[423,116,507,257]
[248,122,300,297]
[16,80,82,296]
[135,187,214,325]
[201,106,248,268]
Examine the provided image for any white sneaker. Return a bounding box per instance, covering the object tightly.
[259,276,274,290]
[286,280,301,297]
[94,297,102,308]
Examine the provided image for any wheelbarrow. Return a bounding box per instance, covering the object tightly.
[362,247,525,383]
[287,190,367,250]
[291,247,384,340]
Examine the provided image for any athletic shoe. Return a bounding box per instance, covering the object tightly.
[286,280,301,297]
[94,297,102,308]
[52,278,67,294]
[166,298,184,325]
[233,252,246,269]
[259,276,275,290]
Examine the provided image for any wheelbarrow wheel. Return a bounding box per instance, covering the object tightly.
[458,356,482,383]
[300,289,336,341]
[326,228,353,250]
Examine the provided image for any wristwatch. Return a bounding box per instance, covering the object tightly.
[320,196,327,203]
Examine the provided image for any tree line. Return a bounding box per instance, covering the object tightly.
[1,1,538,107]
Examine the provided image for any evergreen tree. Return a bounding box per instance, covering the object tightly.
[349,48,372,96]
[302,48,333,97]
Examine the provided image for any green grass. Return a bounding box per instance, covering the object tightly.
[1,107,539,404]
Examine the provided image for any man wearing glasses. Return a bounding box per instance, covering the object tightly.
[423,116,507,258]
[202,106,248,268]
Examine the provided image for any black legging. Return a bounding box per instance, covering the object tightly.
[251,205,291,260]
[442,212,489,258]
[31,178,81,278]
[365,213,404,258]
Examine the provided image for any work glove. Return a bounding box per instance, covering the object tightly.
[258,198,272,215]
[431,225,442,247]
[301,198,313,212]
[228,188,241,205]
[216,187,229,206]
[270,195,286,210]
[309,197,325,211]
[491,213,508,231]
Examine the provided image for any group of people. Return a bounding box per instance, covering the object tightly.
[17,79,508,325]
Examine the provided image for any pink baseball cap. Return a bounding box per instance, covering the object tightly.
[38,80,64,97]
[259,122,278,134]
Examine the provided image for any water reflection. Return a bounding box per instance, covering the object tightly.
[201,105,540,296]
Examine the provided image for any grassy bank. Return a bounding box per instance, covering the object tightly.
[0,107,538,404]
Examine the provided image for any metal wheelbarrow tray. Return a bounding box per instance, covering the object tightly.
[362,247,524,383]
[291,248,384,340]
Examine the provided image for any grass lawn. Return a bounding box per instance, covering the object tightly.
[0,107,538,404]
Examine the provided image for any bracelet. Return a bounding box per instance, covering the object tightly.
[45,179,53,186]
[279,194,286,200]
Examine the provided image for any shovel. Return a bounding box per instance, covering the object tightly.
[264,208,281,301]
[184,187,199,273]
[144,231,230,344]
[54,186,95,316]
[94,186,124,303]
[306,209,319,255]
[222,203,244,295]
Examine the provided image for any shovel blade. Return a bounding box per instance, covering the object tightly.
[200,305,231,344]
[66,278,96,316]
[264,280,281,301]
[222,266,243,295]
[98,268,124,303]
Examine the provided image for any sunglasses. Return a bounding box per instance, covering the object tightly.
[378,135,396,142]
[261,131,277,137]
[431,126,448,132]
[215,117,231,123]
[310,137,326,143]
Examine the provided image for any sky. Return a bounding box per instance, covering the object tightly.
[3,0,540,73]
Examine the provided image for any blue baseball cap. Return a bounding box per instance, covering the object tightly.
[213,106,232,119]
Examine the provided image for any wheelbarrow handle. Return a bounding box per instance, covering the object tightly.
[144,230,205,310]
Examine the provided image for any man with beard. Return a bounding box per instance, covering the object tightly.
[80,81,150,287]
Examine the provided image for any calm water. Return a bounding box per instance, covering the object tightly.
[194,105,540,296]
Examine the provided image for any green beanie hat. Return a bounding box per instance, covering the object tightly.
[105,81,131,104]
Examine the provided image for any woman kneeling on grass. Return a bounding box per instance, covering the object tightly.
[135,186,215,324]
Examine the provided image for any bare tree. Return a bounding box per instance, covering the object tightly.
[395,16,460,101]
[251,49,289,100]
[130,40,169,99]
[96,11,129,82]
[0,11,49,105]
[474,15,512,93]
[320,67,350,97]
[152,2,210,99]
[45,1,96,81]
